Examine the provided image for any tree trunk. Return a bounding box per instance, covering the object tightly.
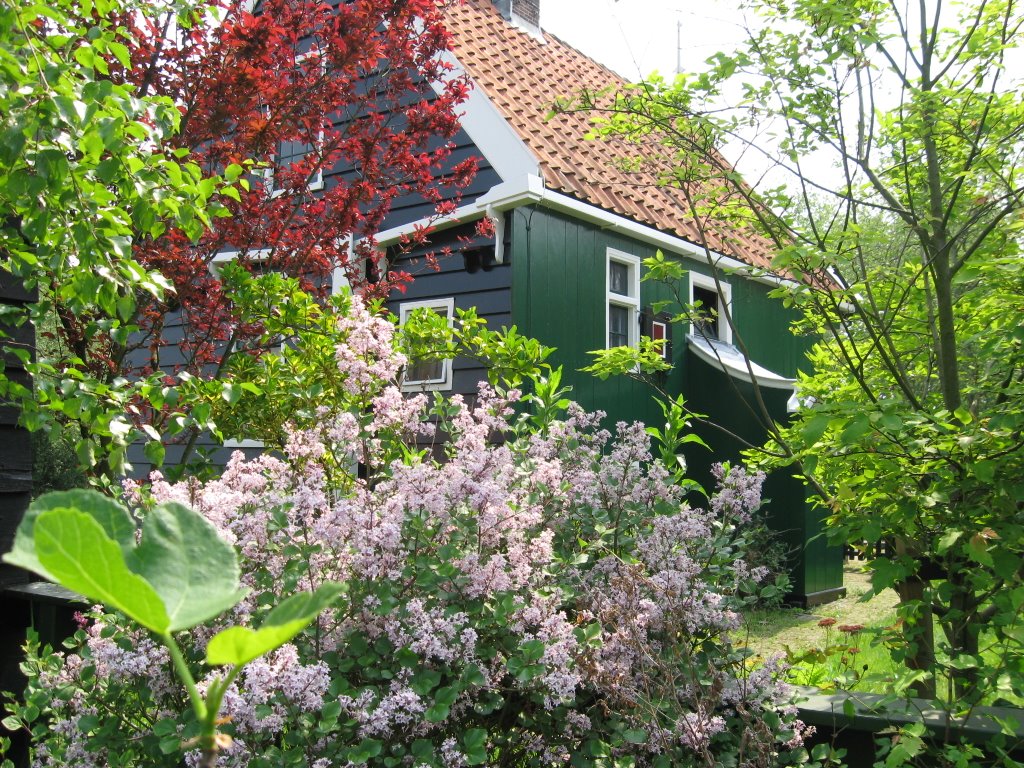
[893,535,938,699]
[947,572,981,702]
[894,575,937,699]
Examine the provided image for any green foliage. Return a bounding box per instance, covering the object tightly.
[563,0,1024,732]
[646,394,708,487]
[30,428,88,497]
[191,266,556,458]
[0,0,232,480]
[785,620,898,692]
[6,491,252,634]
[399,302,555,389]
[2,489,341,764]
[582,337,671,381]
[205,584,346,667]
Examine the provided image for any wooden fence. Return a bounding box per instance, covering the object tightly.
[844,540,895,561]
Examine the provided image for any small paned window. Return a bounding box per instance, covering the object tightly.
[608,304,630,347]
[688,272,733,344]
[692,286,719,340]
[278,138,315,171]
[400,298,455,391]
[266,51,325,194]
[609,261,630,295]
[606,249,641,349]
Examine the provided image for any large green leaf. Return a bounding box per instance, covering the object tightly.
[3,489,136,581]
[33,509,170,634]
[206,582,345,667]
[126,502,247,632]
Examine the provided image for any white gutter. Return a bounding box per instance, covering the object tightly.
[374,174,796,290]
[374,176,540,244]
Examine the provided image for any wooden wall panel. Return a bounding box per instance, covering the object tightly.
[0,272,33,587]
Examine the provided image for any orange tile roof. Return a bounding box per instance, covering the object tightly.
[443,0,780,273]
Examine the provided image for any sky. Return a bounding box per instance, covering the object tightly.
[541,0,752,83]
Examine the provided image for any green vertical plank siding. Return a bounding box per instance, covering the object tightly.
[510,205,843,605]
[512,207,805,426]
[686,262,812,378]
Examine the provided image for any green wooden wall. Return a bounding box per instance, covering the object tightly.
[509,205,844,605]
[508,206,809,424]
[509,206,676,429]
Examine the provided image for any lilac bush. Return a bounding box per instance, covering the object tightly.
[5,297,813,767]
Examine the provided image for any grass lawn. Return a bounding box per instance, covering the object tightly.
[736,561,899,659]
[734,561,902,693]
[736,564,1024,705]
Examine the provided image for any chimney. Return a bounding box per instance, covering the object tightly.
[514,0,540,27]
[494,0,541,29]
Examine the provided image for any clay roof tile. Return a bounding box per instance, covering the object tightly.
[444,0,780,273]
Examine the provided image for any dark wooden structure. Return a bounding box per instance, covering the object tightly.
[0,270,35,767]
[0,270,32,587]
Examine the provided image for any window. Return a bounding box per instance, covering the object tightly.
[688,272,733,344]
[400,298,454,391]
[210,248,271,276]
[266,50,325,195]
[332,236,386,297]
[606,249,641,348]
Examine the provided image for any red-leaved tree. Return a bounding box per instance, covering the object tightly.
[48,0,473,471]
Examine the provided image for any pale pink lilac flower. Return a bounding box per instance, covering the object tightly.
[710,463,766,525]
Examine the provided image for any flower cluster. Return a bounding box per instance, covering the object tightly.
[710,461,766,525]
[17,304,810,768]
[334,296,407,395]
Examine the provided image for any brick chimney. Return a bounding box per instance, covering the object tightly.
[494,0,541,29]
[514,0,540,26]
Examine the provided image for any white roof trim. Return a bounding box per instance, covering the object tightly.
[375,174,795,290]
[429,50,540,183]
[686,334,796,390]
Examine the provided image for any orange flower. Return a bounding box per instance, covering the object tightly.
[817,617,837,628]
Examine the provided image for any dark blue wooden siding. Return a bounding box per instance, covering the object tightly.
[385,219,513,397]
[126,11,517,473]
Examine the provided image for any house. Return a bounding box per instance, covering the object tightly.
[373,0,845,605]
[120,0,843,605]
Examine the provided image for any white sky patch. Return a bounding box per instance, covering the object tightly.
[541,0,1023,197]
[543,0,752,82]
[542,0,820,191]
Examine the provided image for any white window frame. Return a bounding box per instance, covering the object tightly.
[399,297,455,392]
[688,271,733,344]
[265,49,326,197]
[210,248,272,276]
[606,248,641,349]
